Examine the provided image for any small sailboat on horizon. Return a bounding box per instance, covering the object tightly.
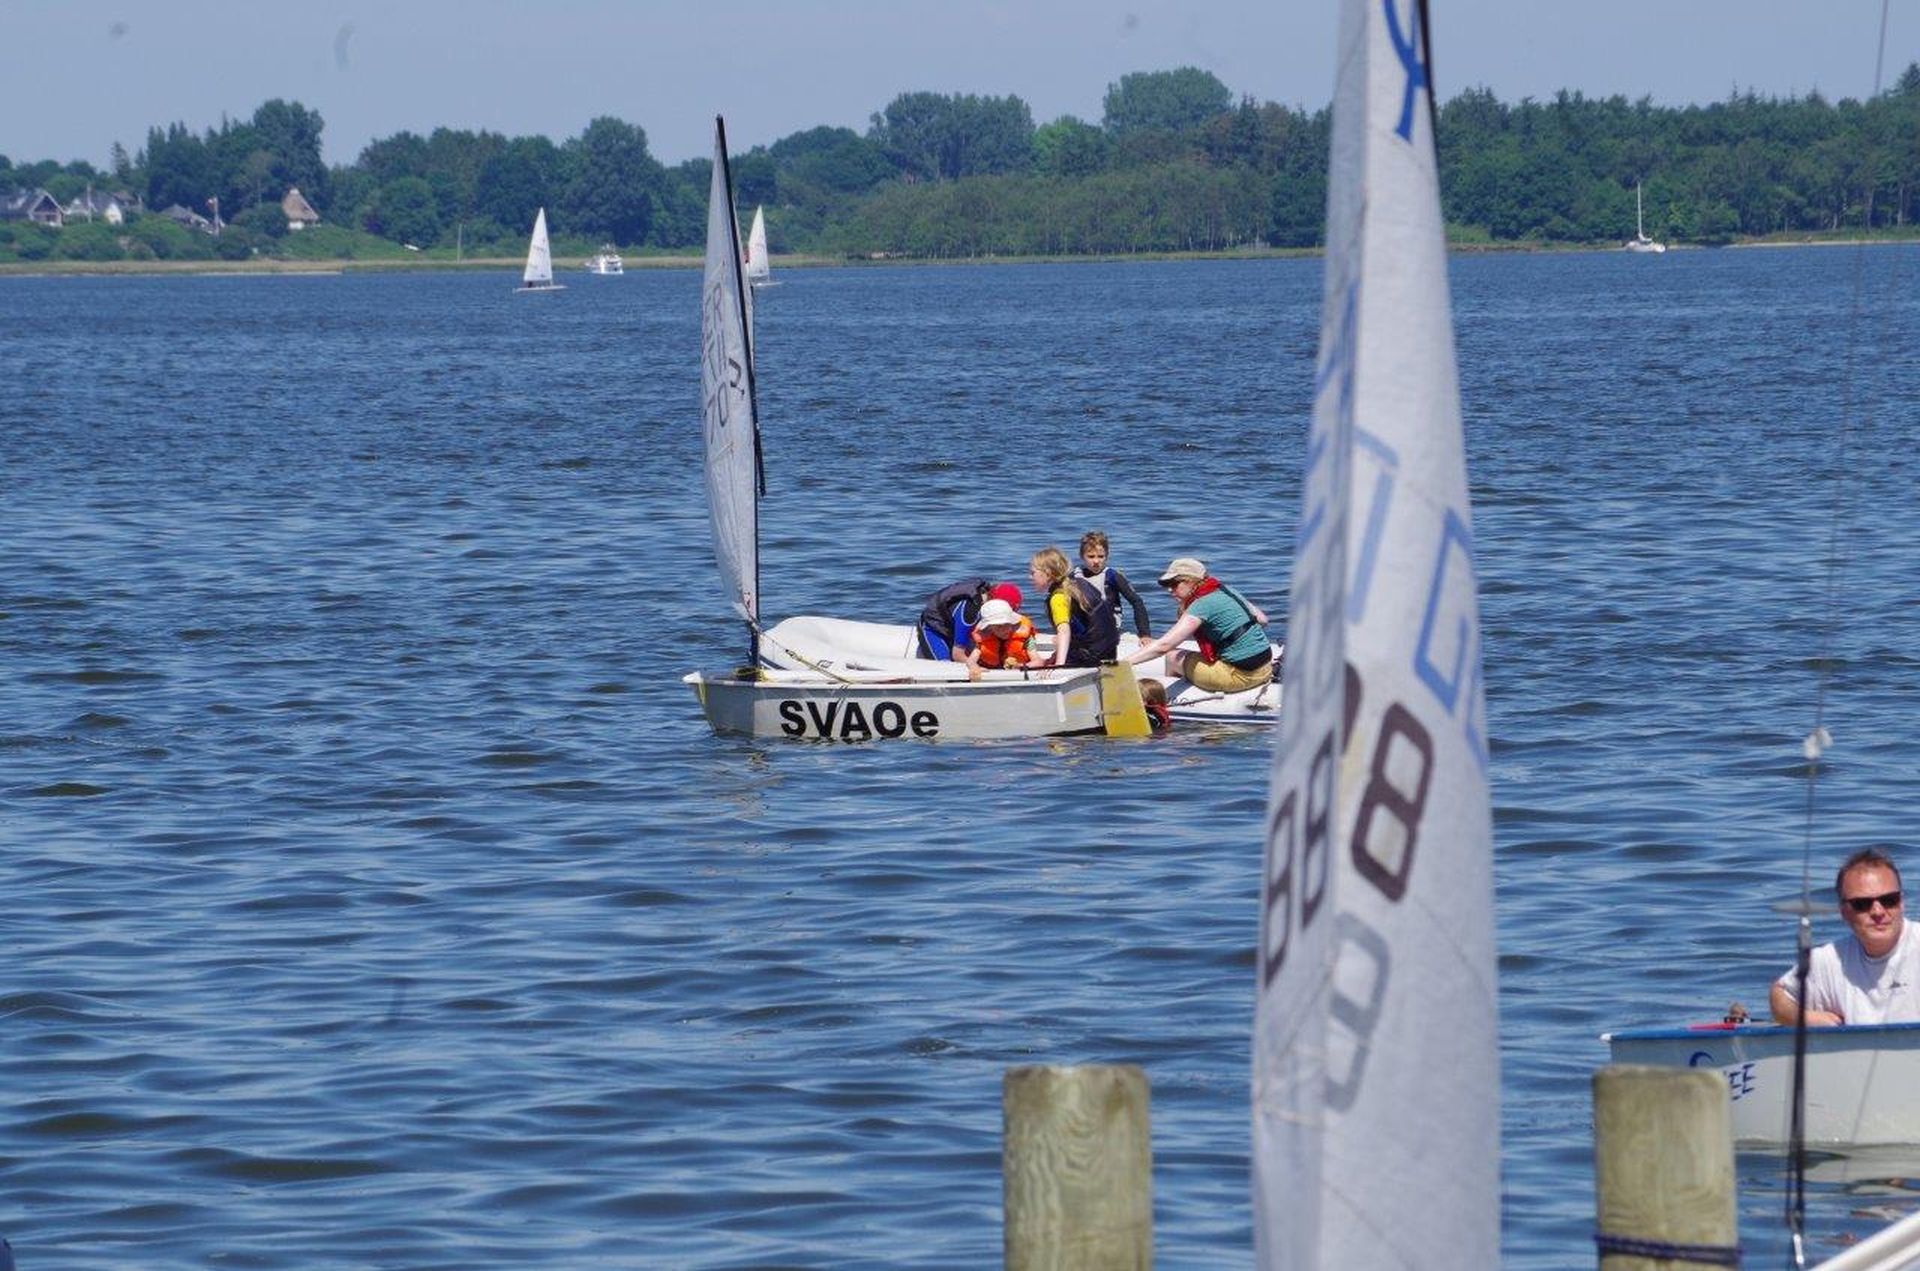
[745,206,772,286]
[516,208,566,292]
[1626,181,1667,253]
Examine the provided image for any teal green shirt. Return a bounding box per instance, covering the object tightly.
[1187,588,1268,664]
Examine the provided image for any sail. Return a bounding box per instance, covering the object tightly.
[1253,0,1499,1267]
[523,208,554,286]
[700,119,761,645]
[746,207,771,282]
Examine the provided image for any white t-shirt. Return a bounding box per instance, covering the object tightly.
[1774,919,1920,1024]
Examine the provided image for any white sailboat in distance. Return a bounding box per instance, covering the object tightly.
[517,207,566,292]
[1255,0,1499,1267]
[745,206,772,285]
[1626,182,1667,253]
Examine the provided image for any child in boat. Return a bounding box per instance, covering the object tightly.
[1138,677,1172,732]
[962,598,1034,681]
[1027,547,1120,669]
[1073,530,1152,638]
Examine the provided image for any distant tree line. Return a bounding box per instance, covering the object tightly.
[5,65,1919,263]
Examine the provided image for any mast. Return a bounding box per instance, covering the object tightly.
[703,116,765,669]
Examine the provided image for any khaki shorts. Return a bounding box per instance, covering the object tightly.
[1186,654,1273,694]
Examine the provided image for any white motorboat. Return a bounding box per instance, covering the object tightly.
[585,244,623,275]
[1625,182,1667,253]
[1605,1021,1920,1147]
[682,118,1157,742]
[516,208,565,292]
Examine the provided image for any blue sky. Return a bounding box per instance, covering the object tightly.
[2,1,1915,170]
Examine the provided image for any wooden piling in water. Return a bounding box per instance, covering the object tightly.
[1592,1064,1739,1270]
[1003,1064,1152,1271]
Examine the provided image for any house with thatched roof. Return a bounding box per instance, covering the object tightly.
[281,187,319,230]
[1,189,64,227]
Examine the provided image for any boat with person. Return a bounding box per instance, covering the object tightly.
[585,244,623,275]
[1253,0,1500,1265]
[682,117,1275,742]
[1626,181,1667,253]
[516,208,565,292]
[1605,1020,1920,1147]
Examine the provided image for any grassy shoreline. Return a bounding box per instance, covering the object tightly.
[2,231,1912,278]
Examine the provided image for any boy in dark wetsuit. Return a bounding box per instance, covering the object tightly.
[1073,530,1152,638]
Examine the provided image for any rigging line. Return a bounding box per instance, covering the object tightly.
[1784,2,1894,1260]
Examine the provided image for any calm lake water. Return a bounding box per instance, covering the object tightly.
[3,246,1917,1268]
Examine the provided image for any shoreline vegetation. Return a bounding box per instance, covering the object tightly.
[4,228,1915,278]
[5,65,1920,270]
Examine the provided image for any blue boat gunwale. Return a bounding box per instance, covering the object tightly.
[1605,1020,1920,1042]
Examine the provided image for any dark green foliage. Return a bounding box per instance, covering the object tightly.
[367,176,441,246]
[52,220,123,260]
[1103,68,1234,136]
[1034,117,1109,177]
[127,215,211,260]
[231,203,290,239]
[869,92,1035,181]
[12,67,1920,263]
[557,116,662,244]
[214,225,263,260]
[769,127,892,194]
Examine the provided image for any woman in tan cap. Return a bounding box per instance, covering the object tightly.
[1124,557,1273,692]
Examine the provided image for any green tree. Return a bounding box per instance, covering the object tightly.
[769,126,892,194]
[367,176,442,245]
[1034,116,1109,177]
[557,116,660,243]
[1102,68,1232,136]
[477,136,560,236]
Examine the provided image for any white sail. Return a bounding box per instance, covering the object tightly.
[1254,0,1499,1267]
[701,119,761,646]
[523,208,556,286]
[746,206,771,283]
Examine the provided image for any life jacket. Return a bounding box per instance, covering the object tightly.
[1058,576,1119,666]
[974,615,1034,669]
[1182,576,1262,664]
[1146,700,1172,732]
[919,578,988,643]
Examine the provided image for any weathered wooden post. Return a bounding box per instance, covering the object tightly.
[1592,1065,1739,1270]
[1003,1064,1152,1271]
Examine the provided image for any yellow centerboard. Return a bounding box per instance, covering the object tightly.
[1097,662,1152,738]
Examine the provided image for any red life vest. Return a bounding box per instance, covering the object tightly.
[1181,576,1261,664]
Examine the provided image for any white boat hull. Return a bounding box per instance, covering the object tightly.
[1604,1022,1920,1146]
[755,615,1280,726]
[685,666,1111,740]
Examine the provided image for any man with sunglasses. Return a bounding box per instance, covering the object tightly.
[1769,847,1920,1025]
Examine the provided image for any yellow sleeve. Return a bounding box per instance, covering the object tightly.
[1048,591,1072,628]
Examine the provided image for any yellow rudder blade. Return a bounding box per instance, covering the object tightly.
[1098,662,1152,738]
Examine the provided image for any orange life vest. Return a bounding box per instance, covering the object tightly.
[975,616,1035,669]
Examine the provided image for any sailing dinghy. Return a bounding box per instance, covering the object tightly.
[681,118,1155,742]
[516,208,565,292]
[1254,0,1499,1266]
[745,206,772,285]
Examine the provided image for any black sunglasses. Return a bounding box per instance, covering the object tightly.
[1844,890,1902,914]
